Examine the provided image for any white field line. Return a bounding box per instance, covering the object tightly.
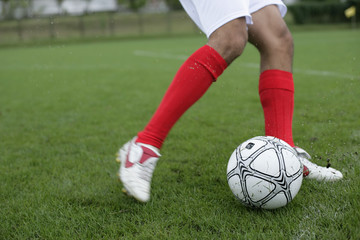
[134,50,359,80]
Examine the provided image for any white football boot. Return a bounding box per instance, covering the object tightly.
[116,137,161,202]
[294,147,343,182]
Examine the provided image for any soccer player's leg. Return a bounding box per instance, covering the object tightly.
[248,5,295,146]
[116,44,229,202]
[117,2,251,202]
[248,5,342,181]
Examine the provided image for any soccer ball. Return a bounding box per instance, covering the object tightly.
[227,136,303,209]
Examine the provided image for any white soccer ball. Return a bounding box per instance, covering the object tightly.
[227,136,303,209]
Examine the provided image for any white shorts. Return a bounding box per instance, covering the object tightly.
[180,0,287,38]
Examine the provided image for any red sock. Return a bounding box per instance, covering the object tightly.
[259,69,295,147]
[137,45,228,149]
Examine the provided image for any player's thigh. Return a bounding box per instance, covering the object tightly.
[179,0,251,38]
[248,4,291,51]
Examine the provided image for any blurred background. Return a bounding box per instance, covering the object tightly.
[0,0,359,46]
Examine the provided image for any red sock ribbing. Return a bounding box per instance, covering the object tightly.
[259,69,295,147]
[136,45,228,149]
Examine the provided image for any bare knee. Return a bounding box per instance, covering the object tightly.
[252,25,294,58]
[249,24,294,71]
[277,28,294,57]
[267,27,294,70]
[207,18,248,65]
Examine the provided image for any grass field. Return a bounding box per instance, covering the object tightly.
[0,29,359,239]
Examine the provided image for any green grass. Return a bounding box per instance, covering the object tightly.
[0,29,359,239]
